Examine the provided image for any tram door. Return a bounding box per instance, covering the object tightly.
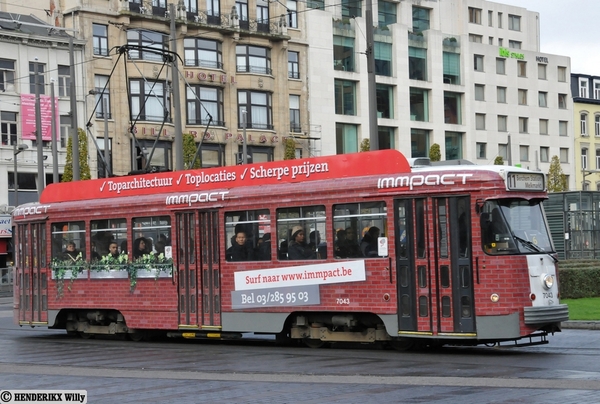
[198,211,221,328]
[176,212,199,327]
[394,197,474,335]
[17,222,48,326]
[432,196,475,334]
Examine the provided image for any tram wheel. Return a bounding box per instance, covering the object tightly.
[128,331,147,342]
[303,338,326,349]
[389,338,414,352]
[79,332,94,339]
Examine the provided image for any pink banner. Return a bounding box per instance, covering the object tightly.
[20,94,59,141]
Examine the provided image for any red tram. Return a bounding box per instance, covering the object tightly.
[12,150,568,348]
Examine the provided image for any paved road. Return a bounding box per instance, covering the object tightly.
[1,297,599,403]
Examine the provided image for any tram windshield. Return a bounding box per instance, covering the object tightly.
[481,199,554,255]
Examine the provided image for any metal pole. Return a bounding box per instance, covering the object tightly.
[50,80,59,183]
[69,37,80,180]
[170,3,183,171]
[365,0,378,151]
[34,59,45,197]
[242,110,247,164]
[103,98,110,177]
[507,133,512,166]
[14,144,18,207]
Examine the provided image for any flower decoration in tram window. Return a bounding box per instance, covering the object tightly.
[51,252,87,297]
[129,252,174,290]
[91,252,131,272]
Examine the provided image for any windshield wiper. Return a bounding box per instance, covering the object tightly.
[512,235,558,263]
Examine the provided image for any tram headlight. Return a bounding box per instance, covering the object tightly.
[542,274,554,290]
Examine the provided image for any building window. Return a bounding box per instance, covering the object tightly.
[342,0,361,18]
[497,86,506,103]
[94,75,111,119]
[378,127,395,150]
[498,143,507,160]
[134,140,172,172]
[288,51,299,79]
[289,94,301,132]
[557,66,567,82]
[594,80,600,99]
[336,123,358,154]
[57,65,70,98]
[92,24,109,56]
[411,128,429,157]
[444,92,461,124]
[508,14,521,31]
[186,85,224,126]
[207,0,221,22]
[579,77,588,98]
[519,117,528,133]
[0,111,17,146]
[334,80,356,116]
[473,54,484,72]
[538,91,547,107]
[287,0,297,28]
[596,115,600,136]
[559,148,569,163]
[498,38,503,46]
[184,38,223,68]
[334,36,355,72]
[445,131,463,160]
[558,94,567,109]
[489,36,493,45]
[468,7,481,24]
[257,0,269,33]
[596,149,600,169]
[307,0,324,10]
[475,113,486,130]
[96,137,112,179]
[126,30,168,61]
[29,62,45,95]
[517,61,526,77]
[518,89,527,105]
[497,115,507,132]
[538,64,547,80]
[509,40,522,49]
[488,10,493,26]
[474,84,485,101]
[496,58,505,74]
[235,0,249,30]
[540,119,548,135]
[130,79,170,122]
[379,1,397,27]
[412,6,429,32]
[183,0,198,13]
[374,42,392,76]
[582,148,588,169]
[410,87,429,122]
[60,115,70,148]
[409,47,427,80]
[476,143,486,159]
[581,113,588,136]
[520,145,529,161]
[443,52,460,84]
[238,90,273,130]
[559,121,568,136]
[201,143,225,168]
[540,147,549,162]
[236,45,271,74]
[469,34,482,43]
[0,59,15,92]
[376,84,394,119]
[498,12,503,28]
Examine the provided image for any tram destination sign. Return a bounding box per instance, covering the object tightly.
[506,172,545,191]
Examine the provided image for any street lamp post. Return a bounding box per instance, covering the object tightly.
[13,144,29,207]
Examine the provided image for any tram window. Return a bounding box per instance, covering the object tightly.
[51,221,86,260]
[132,216,171,260]
[277,205,326,260]
[224,210,270,262]
[91,219,127,260]
[333,202,387,259]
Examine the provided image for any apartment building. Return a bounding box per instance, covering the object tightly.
[571,73,600,190]
[306,0,574,188]
[0,12,86,207]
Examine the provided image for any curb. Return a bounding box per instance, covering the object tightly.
[561,321,600,330]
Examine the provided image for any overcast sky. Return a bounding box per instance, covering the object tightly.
[495,0,599,74]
